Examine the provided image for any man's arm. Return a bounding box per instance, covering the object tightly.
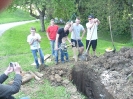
[0,74,8,84]
[0,65,14,84]
[36,33,41,42]
[87,22,95,29]
[69,21,73,32]
[94,18,100,25]
[55,34,59,50]
[46,27,51,40]
[87,18,100,29]
[66,36,71,44]
[27,36,34,45]
[0,63,22,98]
[81,28,86,40]
[0,74,22,98]
[46,32,51,40]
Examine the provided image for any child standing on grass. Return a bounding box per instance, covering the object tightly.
[60,37,70,62]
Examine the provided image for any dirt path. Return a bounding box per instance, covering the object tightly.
[0,20,37,36]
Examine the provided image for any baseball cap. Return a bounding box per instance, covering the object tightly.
[88,15,94,18]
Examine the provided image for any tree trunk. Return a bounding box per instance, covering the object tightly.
[39,14,45,32]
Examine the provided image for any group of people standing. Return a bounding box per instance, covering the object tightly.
[46,15,100,65]
[27,15,100,69]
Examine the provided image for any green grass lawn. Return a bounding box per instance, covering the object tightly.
[0,9,35,24]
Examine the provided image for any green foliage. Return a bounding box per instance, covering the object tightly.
[0,9,35,24]
[51,0,76,21]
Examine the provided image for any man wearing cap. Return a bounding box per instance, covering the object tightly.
[70,17,85,61]
[86,15,100,56]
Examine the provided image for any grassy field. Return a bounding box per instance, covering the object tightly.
[0,9,35,24]
[0,10,133,98]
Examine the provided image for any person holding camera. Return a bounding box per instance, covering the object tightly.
[86,15,100,56]
[0,62,22,99]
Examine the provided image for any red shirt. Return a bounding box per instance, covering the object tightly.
[46,25,59,40]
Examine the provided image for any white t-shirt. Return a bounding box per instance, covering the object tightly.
[27,33,41,50]
[86,22,98,40]
[71,23,85,40]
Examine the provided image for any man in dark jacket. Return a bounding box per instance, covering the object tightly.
[54,22,71,65]
[0,62,22,99]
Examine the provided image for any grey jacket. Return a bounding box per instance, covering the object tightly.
[0,74,22,99]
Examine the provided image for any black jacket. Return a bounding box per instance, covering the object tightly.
[0,74,22,99]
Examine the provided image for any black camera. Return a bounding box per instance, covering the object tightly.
[10,62,14,67]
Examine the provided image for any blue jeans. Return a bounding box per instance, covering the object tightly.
[31,48,44,68]
[63,52,69,61]
[55,42,64,63]
[50,40,55,57]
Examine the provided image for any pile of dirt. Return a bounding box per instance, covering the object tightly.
[43,47,133,99]
[77,47,133,99]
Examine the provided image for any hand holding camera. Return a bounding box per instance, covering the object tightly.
[4,62,22,75]
[34,38,38,41]
[12,62,22,74]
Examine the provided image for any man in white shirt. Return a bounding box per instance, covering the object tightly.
[27,27,45,69]
[86,15,100,56]
[70,17,85,61]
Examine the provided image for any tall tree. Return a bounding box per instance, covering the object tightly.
[11,0,47,32]
[10,0,75,31]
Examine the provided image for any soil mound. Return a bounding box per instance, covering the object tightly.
[72,47,133,99]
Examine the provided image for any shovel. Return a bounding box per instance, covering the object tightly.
[37,42,44,72]
[80,24,96,61]
[108,16,116,53]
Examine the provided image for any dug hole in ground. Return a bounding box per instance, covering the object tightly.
[21,47,133,99]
